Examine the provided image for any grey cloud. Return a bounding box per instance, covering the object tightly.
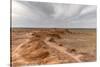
[12,0,97,28]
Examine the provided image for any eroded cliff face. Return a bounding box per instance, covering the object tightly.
[11,29,96,67]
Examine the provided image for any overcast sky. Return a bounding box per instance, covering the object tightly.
[12,0,97,28]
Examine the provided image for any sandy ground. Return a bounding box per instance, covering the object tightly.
[11,28,96,67]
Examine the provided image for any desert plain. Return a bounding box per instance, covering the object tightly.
[11,28,96,67]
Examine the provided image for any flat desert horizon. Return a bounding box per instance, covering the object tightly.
[11,28,96,67]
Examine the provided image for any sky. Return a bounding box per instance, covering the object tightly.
[12,0,97,28]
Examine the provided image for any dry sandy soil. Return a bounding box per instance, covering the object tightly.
[11,28,96,67]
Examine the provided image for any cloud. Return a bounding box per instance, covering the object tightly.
[12,0,97,28]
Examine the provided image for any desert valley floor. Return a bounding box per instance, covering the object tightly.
[11,28,96,67]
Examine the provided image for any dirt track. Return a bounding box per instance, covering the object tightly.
[11,28,96,67]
